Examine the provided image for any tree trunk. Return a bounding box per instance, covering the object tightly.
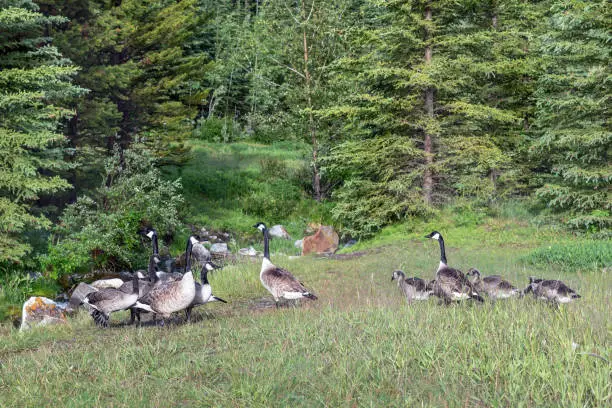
[301,1,321,201]
[422,4,434,205]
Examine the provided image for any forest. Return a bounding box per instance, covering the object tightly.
[0,0,610,311]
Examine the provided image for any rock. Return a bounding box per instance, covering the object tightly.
[210,243,230,255]
[305,222,321,234]
[238,246,259,257]
[268,225,291,240]
[302,225,339,256]
[20,297,67,331]
[343,239,357,248]
[27,271,43,280]
[68,282,98,311]
[209,235,217,241]
[222,232,230,239]
[202,240,212,246]
[91,278,124,290]
[294,239,303,249]
[192,241,212,263]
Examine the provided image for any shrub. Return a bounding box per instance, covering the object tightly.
[522,241,612,270]
[41,146,183,277]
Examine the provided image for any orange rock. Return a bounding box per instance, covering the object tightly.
[302,225,339,256]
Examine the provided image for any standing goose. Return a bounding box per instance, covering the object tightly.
[523,277,581,304]
[185,261,227,322]
[425,231,484,304]
[134,236,197,319]
[391,270,433,303]
[254,222,317,306]
[466,268,521,299]
[84,273,140,328]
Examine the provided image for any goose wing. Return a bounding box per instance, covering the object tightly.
[405,277,427,291]
[262,266,309,294]
[85,288,121,304]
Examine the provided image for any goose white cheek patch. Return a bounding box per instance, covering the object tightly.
[431,233,440,240]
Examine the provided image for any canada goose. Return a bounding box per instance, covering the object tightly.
[523,277,581,304]
[425,231,484,304]
[134,236,197,319]
[83,273,140,328]
[391,270,433,303]
[466,268,521,299]
[184,261,227,322]
[254,222,317,306]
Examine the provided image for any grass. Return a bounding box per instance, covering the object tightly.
[1,219,610,407]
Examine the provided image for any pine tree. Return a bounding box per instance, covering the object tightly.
[0,0,86,262]
[533,0,611,230]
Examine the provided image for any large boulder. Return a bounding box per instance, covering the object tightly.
[20,297,67,331]
[68,282,98,311]
[268,225,291,240]
[91,278,124,290]
[238,246,259,257]
[302,225,339,255]
[210,243,230,256]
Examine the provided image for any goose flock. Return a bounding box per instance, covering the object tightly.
[74,225,580,328]
[392,230,581,306]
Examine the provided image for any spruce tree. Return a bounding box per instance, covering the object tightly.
[0,0,85,262]
[533,0,610,231]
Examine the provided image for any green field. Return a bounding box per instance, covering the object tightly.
[1,219,610,407]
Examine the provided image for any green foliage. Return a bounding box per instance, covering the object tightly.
[42,146,183,276]
[523,241,612,270]
[532,0,611,231]
[0,0,86,263]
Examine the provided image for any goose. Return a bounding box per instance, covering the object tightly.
[466,268,521,299]
[134,236,197,320]
[523,277,581,304]
[391,270,433,303]
[254,222,317,306]
[425,231,484,304]
[83,273,140,328]
[184,261,227,322]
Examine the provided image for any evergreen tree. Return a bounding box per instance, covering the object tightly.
[320,0,546,237]
[0,0,86,262]
[533,0,611,230]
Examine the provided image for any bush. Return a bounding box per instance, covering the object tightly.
[522,241,612,270]
[41,146,183,277]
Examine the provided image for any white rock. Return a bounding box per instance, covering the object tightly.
[238,246,259,257]
[20,297,67,332]
[210,243,230,255]
[91,278,124,289]
[294,239,303,249]
[268,225,291,240]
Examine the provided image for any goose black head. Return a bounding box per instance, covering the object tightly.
[467,268,481,278]
[425,231,442,240]
[391,270,406,281]
[253,222,267,232]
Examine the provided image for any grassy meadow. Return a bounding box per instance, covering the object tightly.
[1,218,610,407]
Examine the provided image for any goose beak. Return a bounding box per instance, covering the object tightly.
[212,296,227,303]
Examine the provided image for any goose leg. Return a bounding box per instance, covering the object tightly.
[128,309,136,325]
[185,307,192,322]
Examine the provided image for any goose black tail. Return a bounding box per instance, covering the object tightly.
[304,292,318,300]
[470,293,485,303]
[572,293,581,299]
[90,309,109,328]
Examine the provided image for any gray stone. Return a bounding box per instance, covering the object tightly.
[68,282,98,311]
[294,239,303,249]
[20,297,68,331]
[91,278,124,289]
[238,246,259,257]
[192,241,212,263]
[209,235,217,241]
[268,225,291,240]
[210,243,230,255]
[343,239,357,248]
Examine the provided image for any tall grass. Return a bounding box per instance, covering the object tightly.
[1,223,609,407]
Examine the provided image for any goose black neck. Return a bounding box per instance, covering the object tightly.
[132,273,139,294]
[438,236,447,265]
[200,268,209,285]
[152,233,159,256]
[185,238,194,273]
[147,255,158,281]
[263,228,270,259]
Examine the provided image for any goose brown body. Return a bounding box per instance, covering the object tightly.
[391,270,433,302]
[467,268,520,299]
[524,277,581,304]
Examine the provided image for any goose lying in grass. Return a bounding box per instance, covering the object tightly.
[466,268,521,300]
[254,222,317,307]
[523,277,581,305]
[185,261,227,322]
[84,274,139,328]
[391,270,433,303]
[425,231,484,304]
[134,236,197,320]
